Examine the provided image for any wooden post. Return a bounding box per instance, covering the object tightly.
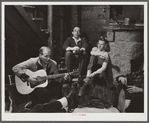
[105,5,110,25]
[77,5,81,27]
[47,5,53,58]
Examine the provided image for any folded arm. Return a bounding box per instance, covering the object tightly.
[90,47,108,60]
[62,37,88,52]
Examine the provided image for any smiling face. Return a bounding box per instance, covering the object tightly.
[39,47,51,66]
[97,40,106,51]
[72,27,80,39]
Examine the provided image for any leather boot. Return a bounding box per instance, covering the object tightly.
[66,82,79,111]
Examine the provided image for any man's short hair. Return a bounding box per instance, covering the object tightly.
[72,26,80,31]
[39,46,51,55]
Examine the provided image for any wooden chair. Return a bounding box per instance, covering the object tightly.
[5,75,30,112]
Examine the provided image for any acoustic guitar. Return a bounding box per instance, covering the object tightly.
[15,69,78,95]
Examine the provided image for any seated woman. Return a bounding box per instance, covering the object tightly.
[73,75,119,113]
[28,76,119,113]
[116,69,144,112]
[86,36,109,82]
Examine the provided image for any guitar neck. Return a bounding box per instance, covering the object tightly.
[41,71,78,81]
[46,73,65,80]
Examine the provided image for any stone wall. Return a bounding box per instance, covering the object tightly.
[108,30,144,83]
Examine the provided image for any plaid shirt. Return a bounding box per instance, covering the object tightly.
[116,70,144,89]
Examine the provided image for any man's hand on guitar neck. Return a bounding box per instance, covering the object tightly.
[61,73,72,83]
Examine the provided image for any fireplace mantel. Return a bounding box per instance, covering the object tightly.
[103,24,144,42]
[103,24,144,31]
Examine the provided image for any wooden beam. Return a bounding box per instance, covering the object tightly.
[47,5,53,58]
[32,18,44,21]
[23,5,35,8]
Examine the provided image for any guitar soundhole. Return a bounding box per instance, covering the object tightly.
[36,76,42,81]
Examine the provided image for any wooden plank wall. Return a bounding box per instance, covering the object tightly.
[5,6,46,84]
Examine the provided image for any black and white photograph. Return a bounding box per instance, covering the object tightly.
[2,1,148,121]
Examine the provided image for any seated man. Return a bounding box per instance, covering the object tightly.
[62,26,89,79]
[12,46,70,109]
[116,70,144,112]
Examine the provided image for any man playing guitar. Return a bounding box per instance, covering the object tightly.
[12,46,71,109]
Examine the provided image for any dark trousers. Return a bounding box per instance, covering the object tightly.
[28,100,64,113]
[126,93,144,112]
[116,85,144,113]
[65,51,88,76]
[29,81,63,104]
[87,55,106,79]
[42,101,64,112]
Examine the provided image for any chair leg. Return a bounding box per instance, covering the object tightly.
[5,75,18,112]
[5,87,18,112]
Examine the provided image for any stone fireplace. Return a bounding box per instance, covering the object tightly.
[104,25,144,84]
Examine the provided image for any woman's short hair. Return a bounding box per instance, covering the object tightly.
[80,75,114,109]
[97,36,110,52]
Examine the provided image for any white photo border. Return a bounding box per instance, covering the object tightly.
[1,1,148,121]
